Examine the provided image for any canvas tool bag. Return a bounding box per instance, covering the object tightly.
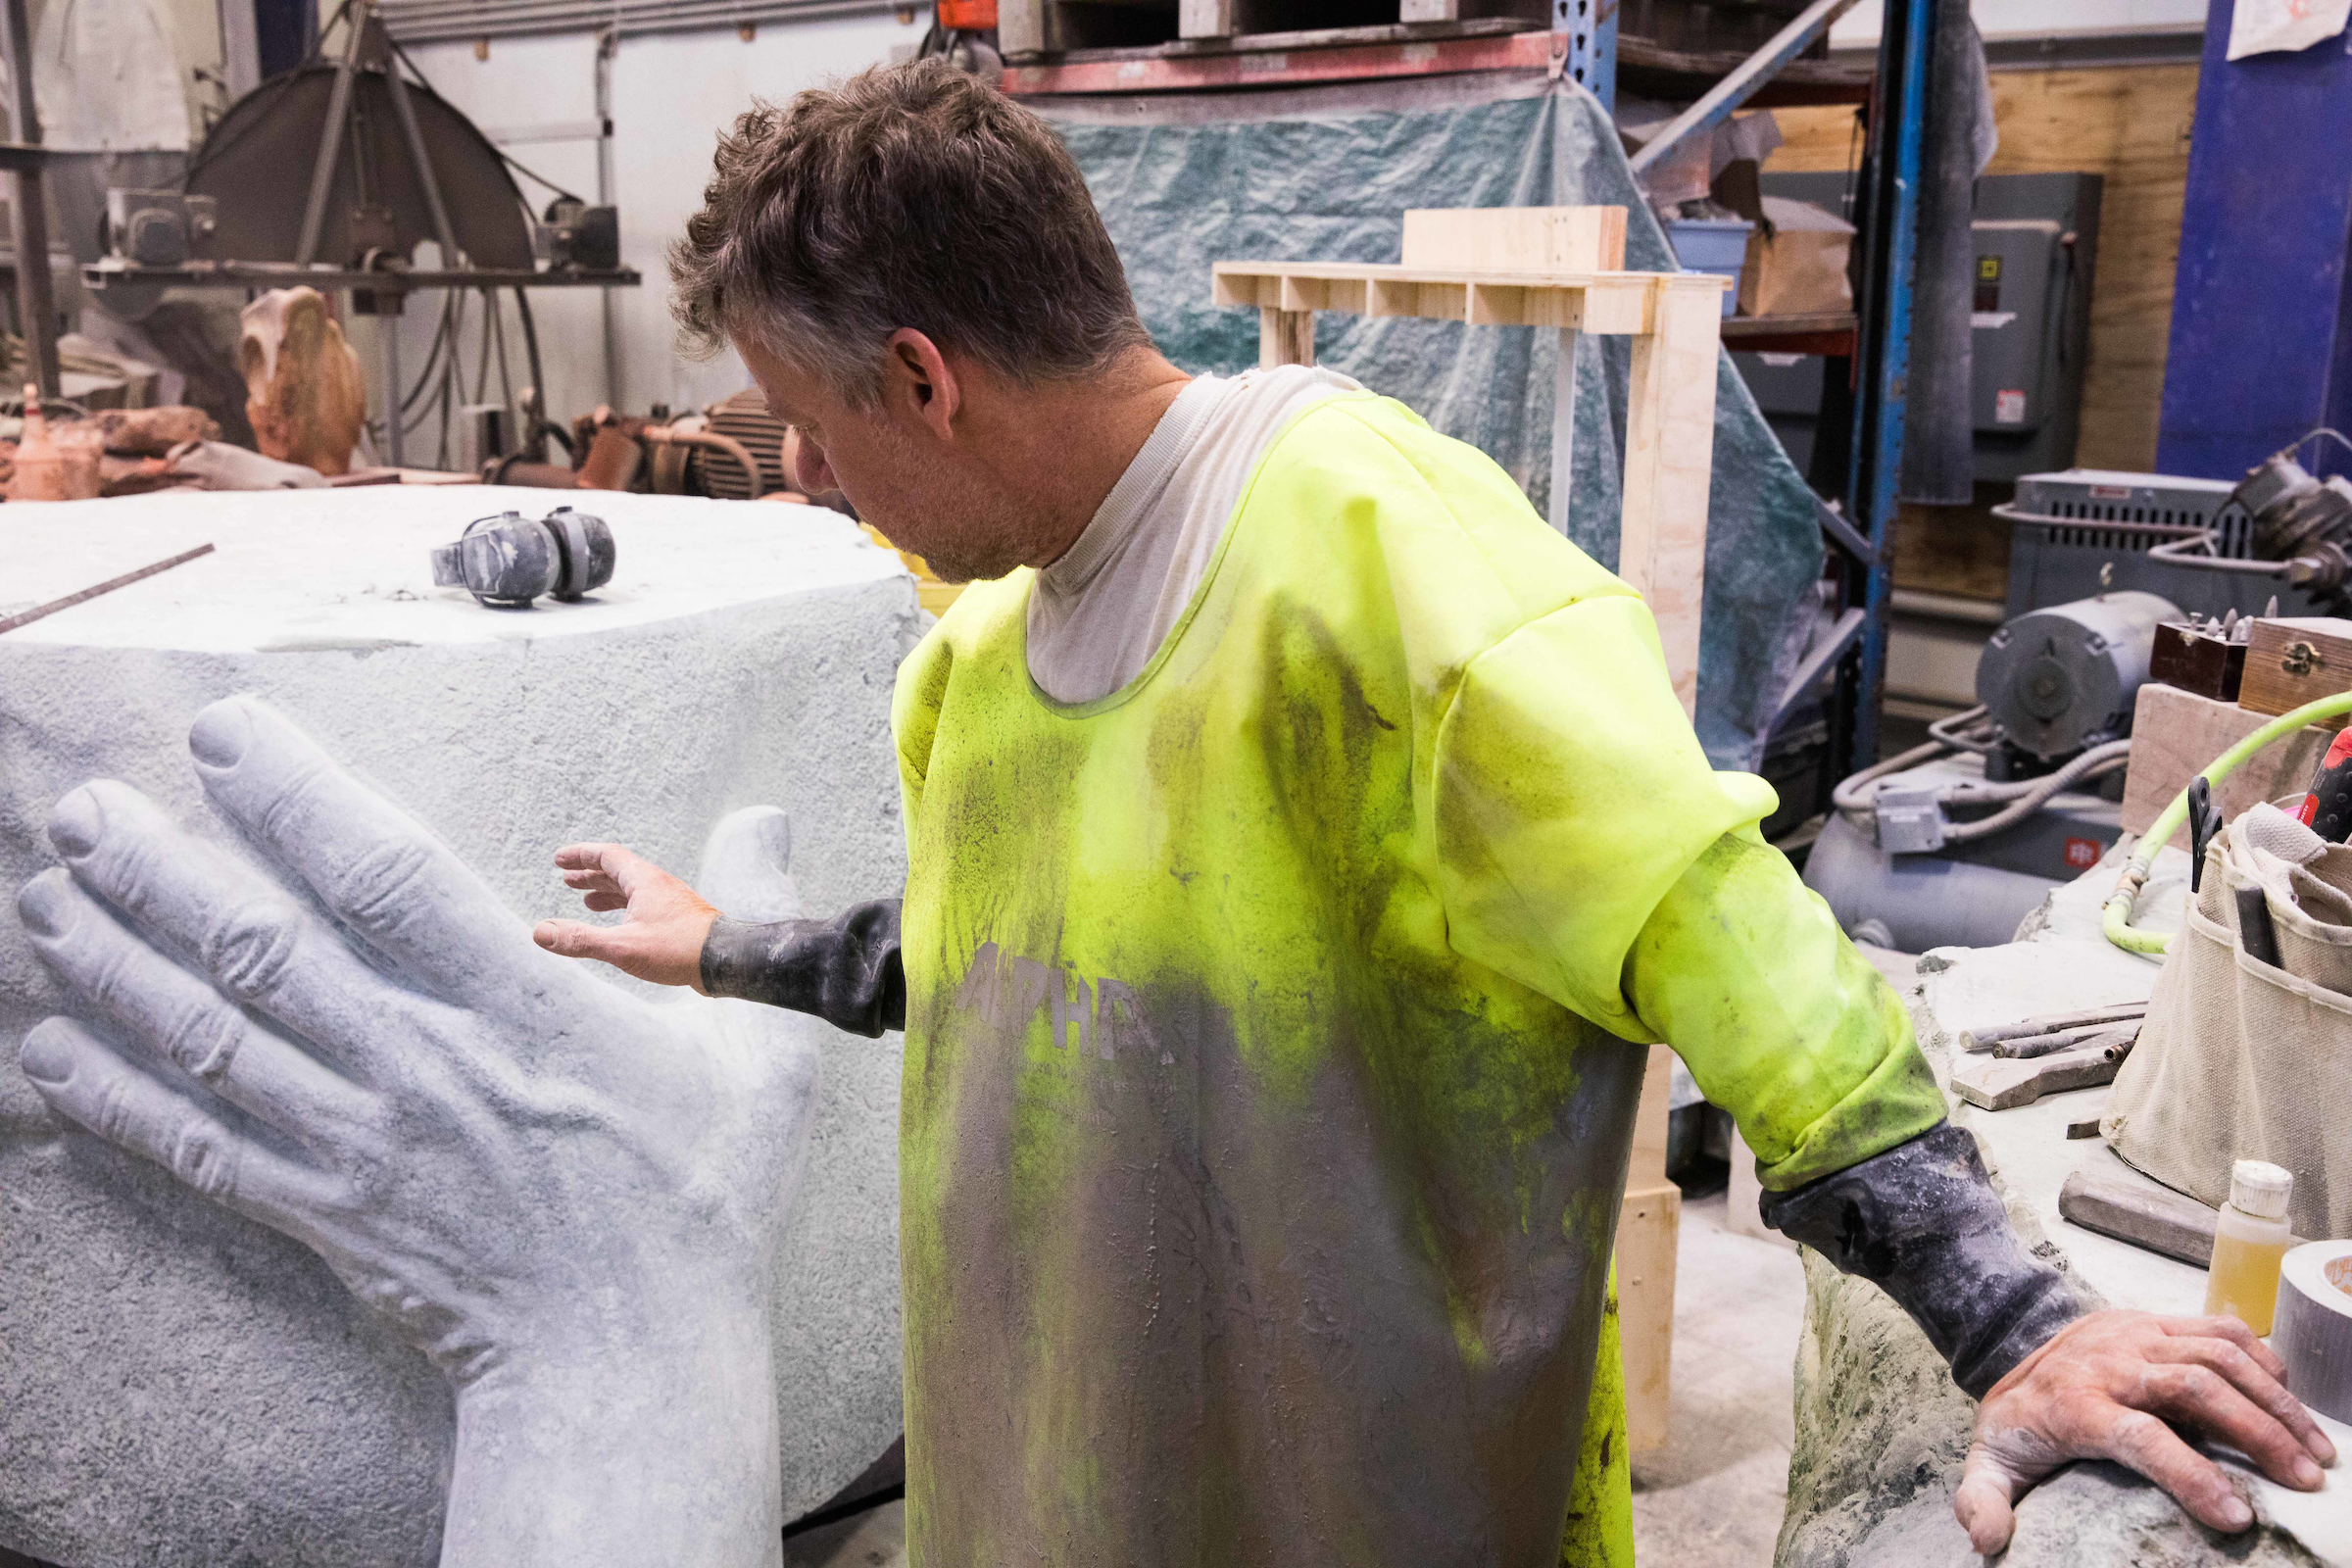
[2104,817,2352,1240]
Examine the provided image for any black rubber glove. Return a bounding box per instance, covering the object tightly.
[1761,1120,2084,1398]
[699,900,906,1038]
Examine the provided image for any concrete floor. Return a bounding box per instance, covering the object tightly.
[1630,1188,1811,1567]
[785,1188,1810,1568]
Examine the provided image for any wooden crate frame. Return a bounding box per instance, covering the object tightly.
[1214,212,1726,715]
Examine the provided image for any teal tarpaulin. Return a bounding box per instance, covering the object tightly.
[1037,71,1822,770]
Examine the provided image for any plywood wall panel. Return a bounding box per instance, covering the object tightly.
[1767,63,2200,473]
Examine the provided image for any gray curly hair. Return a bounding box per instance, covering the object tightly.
[668,59,1152,406]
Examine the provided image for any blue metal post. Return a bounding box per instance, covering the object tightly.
[1841,0,1934,773]
[1556,0,1617,112]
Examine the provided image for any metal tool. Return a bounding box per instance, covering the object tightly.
[0,545,217,636]
[2298,726,2352,844]
[430,508,613,608]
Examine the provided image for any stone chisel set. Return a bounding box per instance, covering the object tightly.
[1949,1002,2145,1111]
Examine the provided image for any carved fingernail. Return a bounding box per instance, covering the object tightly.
[189,702,251,769]
[16,874,73,939]
[47,788,102,859]
[19,1023,74,1087]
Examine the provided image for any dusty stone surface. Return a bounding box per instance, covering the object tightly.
[1777,879,2346,1568]
[1,489,922,1566]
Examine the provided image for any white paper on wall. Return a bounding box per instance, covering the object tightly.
[2228,0,2352,60]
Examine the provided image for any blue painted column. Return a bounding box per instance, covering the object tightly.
[1839,0,1933,773]
[2156,0,2352,480]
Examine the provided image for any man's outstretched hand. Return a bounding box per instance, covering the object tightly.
[534,843,719,990]
[1956,1309,2337,1553]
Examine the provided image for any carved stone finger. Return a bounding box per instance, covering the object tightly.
[185,696,597,1023]
[18,869,376,1148]
[46,780,433,1079]
[18,1016,346,1246]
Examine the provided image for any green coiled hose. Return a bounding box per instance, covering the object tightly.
[2104,689,2352,954]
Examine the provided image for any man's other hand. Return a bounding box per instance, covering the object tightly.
[1955,1309,2337,1552]
[535,843,719,989]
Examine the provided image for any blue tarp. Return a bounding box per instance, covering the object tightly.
[1039,71,1822,769]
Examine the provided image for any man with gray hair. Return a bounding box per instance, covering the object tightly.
[20,57,2334,1568]
[542,59,2335,1564]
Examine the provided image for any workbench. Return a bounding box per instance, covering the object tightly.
[1778,844,2352,1567]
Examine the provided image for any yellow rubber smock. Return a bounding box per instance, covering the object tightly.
[892,391,1944,1567]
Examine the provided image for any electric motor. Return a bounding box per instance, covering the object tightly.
[1976,590,2180,760]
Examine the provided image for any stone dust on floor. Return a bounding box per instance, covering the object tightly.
[1631,1187,1810,1567]
[782,1189,1807,1568]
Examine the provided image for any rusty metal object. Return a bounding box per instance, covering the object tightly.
[703,387,793,499]
[567,406,769,498]
[95,406,223,457]
[238,289,367,476]
[576,425,643,491]
[485,455,581,489]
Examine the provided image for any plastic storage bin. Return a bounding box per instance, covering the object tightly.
[1662,218,1754,318]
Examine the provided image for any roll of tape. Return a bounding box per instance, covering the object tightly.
[2274,1240,2352,1426]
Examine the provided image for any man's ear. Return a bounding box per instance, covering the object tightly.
[885,329,961,442]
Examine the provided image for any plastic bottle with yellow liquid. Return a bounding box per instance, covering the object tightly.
[2204,1159,2295,1335]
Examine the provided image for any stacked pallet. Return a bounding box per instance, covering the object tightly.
[1000,0,1547,56]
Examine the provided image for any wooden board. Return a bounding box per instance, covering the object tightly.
[1211,261,1668,334]
[1620,281,1725,715]
[2119,682,2334,849]
[1400,205,1628,275]
[1219,257,1724,713]
[1890,496,2013,602]
[1769,63,2200,472]
[1616,1038,1680,1456]
[1617,1176,1681,1456]
[1001,16,1554,92]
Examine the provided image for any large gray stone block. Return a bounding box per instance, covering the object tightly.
[1,488,920,1566]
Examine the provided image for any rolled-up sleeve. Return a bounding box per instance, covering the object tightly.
[1431,592,1944,1191]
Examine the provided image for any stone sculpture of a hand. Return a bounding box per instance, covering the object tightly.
[13,696,816,1568]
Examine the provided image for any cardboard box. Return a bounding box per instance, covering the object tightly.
[1738,196,1854,318]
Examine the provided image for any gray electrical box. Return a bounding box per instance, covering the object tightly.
[1733,171,2100,483]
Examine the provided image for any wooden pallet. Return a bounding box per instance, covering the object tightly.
[1217,204,1726,714]
[1001,0,1544,57]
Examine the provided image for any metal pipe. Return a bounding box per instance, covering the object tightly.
[1987,502,2210,537]
[383,313,404,466]
[2145,532,2295,575]
[375,0,899,46]
[296,0,372,267]
[595,24,621,409]
[1,0,58,398]
[382,45,463,265]
[1628,0,1866,175]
